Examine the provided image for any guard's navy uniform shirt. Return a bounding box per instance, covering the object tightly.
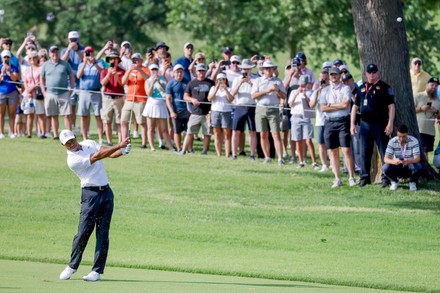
[355,80,394,125]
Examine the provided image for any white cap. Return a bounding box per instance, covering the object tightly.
[322,61,333,69]
[183,42,193,50]
[339,65,350,72]
[230,55,241,63]
[173,64,184,71]
[131,53,143,60]
[121,41,131,47]
[148,63,159,70]
[1,50,12,58]
[262,60,277,68]
[68,31,79,39]
[216,73,227,80]
[60,129,75,145]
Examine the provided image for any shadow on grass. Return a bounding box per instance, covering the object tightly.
[102,279,325,289]
[388,200,440,213]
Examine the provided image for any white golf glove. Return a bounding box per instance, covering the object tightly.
[121,144,132,155]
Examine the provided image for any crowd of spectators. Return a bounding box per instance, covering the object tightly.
[1,31,439,189]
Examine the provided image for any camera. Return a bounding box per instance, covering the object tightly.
[85,52,91,57]
[242,73,247,78]
[109,63,115,68]
[320,80,325,85]
[256,55,265,61]
[147,47,155,54]
[427,102,432,107]
[292,64,298,70]
[223,60,231,66]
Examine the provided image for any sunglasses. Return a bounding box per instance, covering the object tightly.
[341,70,348,73]
[4,42,12,45]
[414,62,421,66]
[186,46,194,50]
[3,56,10,59]
[69,38,78,42]
[330,73,339,76]
[232,61,240,64]
[367,71,377,74]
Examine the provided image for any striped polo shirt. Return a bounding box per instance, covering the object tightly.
[385,135,420,159]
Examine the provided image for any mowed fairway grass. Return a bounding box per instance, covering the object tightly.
[1,136,440,292]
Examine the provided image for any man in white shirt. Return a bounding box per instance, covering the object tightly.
[58,130,131,282]
[320,67,356,188]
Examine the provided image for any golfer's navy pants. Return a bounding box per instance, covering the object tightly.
[69,186,114,274]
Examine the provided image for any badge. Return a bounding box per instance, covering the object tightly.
[361,88,366,92]
[388,88,393,95]
[363,99,368,106]
[376,86,381,90]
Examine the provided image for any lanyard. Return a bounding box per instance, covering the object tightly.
[400,143,407,159]
[365,80,379,96]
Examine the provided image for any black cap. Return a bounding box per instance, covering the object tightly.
[342,73,353,81]
[223,46,233,53]
[333,59,343,66]
[366,64,378,72]
[155,41,169,51]
[428,77,439,84]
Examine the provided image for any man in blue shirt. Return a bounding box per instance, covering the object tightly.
[77,46,104,141]
[166,64,189,152]
[174,42,193,83]
[61,31,85,131]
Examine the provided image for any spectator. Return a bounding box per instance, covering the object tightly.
[143,63,173,151]
[160,51,173,83]
[180,63,214,155]
[121,52,150,148]
[382,124,422,191]
[410,57,431,95]
[166,64,189,152]
[333,59,344,68]
[350,64,395,187]
[225,55,241,87]
[16,35,38,72]
[119,41,133,71]
[295,52,315,89]
[174,42,194,82]
[222,46,234,70]
[100,51,125,146]
[22,51,45,138]
[207,73,234,157]
[320,67,356,188]
[96,40,114,69]
[40,45,75,139]
[414,77,439,160]
[61,31,85,132]
[1,38,20,69]
[0,50,20,139]
[77,46,104,141]
[251,60,286,165]
[309,69,330,172]
[230,59,258,161]
[288,75,319,169]
[155,41,170,66]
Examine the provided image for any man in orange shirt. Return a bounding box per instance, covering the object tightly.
[121,53,150,148]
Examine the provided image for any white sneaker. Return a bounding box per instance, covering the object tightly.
[409,182,417,191]
[45,132,53,138]
[0,133,4,139]
[312,163,320,170]
[9,133,17,139]
[331,179,343,188]
[319,165,328,172]
[59,265,77,280]
[349,177,357,186]
[390,181,399,191]
[83,271,100,282]
[132,130,139,138]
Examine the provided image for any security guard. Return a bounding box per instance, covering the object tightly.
[350,64,395,187]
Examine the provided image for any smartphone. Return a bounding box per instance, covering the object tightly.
[223,60,231,66]
[256,55,265,61]
[109,63,115,68]
[399,157,404,161]
[427,102,432,106]
[292,64,298,70]
[242,73,247,78]
[5,60,10,65]
[320,80,325,85]
[85,52,91,57]
[132,60,137,64]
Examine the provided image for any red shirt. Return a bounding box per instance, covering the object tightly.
[100,67,125,96]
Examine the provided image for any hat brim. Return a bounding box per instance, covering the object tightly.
[106,55,121,62]
[262,65,277,69]
[238,64,255,69]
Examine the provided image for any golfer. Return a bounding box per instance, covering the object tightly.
[59,129,131,282]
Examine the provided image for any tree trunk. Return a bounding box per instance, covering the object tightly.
[351,0,439,180]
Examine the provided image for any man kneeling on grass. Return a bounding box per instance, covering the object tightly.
[59,129,131,282]
[382,124,422,191]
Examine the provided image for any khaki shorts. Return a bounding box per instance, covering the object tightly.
[121,100,146,124]
[44,91,71,116]
[187,114,212,135]
[101,95,123,123]
[15,114,26,123]
[255,107,280,132]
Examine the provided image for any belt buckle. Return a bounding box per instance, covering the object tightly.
[99,185,107,191]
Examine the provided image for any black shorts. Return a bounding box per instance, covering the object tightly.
[420,133,435,153]
[232,106,256,132]
[172,109,191,134]
[324,119,351,149]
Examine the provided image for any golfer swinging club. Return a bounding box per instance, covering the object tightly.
[59,129,131,282]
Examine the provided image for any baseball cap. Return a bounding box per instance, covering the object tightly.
[68,31,80,39]
[230,55,241,63]
[105,51,120,62]
[27,51,38,58]
[428,77,439,84]
[121,41,131,48]
[223,46,233,53]
[339,65,350,72]
[183,42,193,50]
[49,45,59,52]
[131,52,143,60]
[366,64,378,72]
[173,64,184,71]
[155,41,169,51]
[412,57,422,64]
[1,50,11,58]
[60,129,75,145]
[329,67,341,75]
[333,59,344,66]
[196,63,206,71]
[299,75,309,85]
[84,46,94,52]
[148,63,159,70]
[291,57,302,65]
[262,60,277,69]
[296,52,307,60]
[322,61,332,69]
[216,73,227,80]
[342,73,353,82]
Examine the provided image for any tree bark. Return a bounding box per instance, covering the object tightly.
[351,0,439,180]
